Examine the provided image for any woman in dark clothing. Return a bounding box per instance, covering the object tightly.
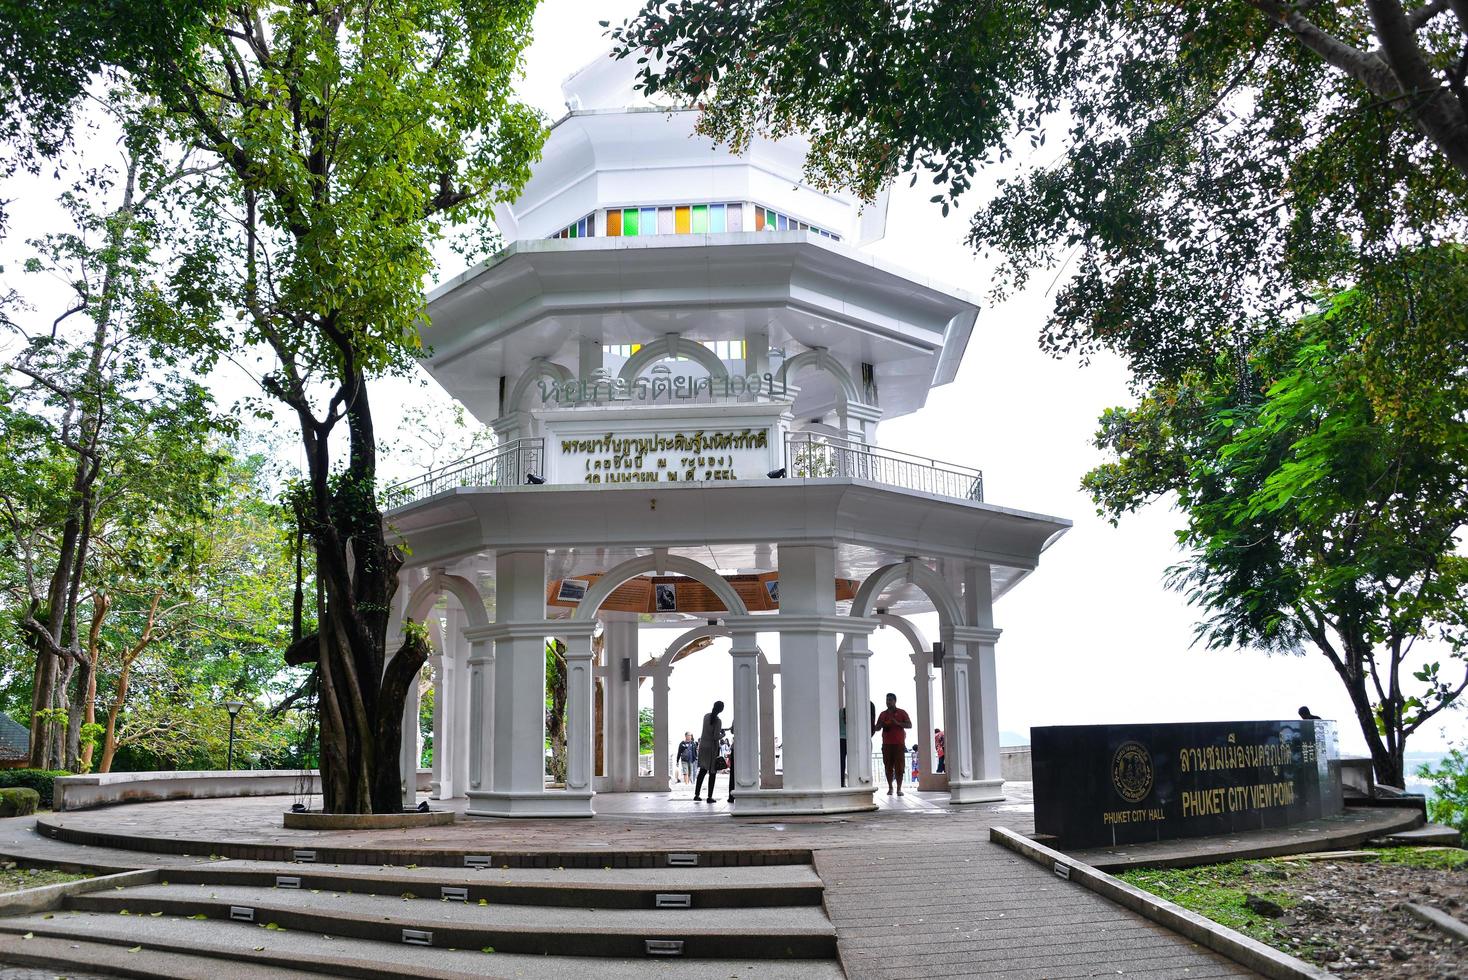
[694,700,726,802]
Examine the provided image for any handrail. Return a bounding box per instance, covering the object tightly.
[785,431,983,502]
[384,438,545,506]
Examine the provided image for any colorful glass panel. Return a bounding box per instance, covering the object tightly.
[659,207,674,235]
[691,204,708,233]
[675,206,691,234]
[607,209,622,236]
[623,208,639,236]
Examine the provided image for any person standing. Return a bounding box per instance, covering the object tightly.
[676,731,697,785]
[934,728,946,773]
[873,693,913,796]
[694,701,726,803]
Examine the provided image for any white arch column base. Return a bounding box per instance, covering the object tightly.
[942,627,1004,804]
[758,544,876,815]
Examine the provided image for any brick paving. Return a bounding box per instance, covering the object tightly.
[816,842,1255,979]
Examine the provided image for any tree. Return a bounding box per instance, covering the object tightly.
[610,1,1468,391]
[0,1,221,234]
[1084,252,1468,787]
[119,2,545,813]
[0,101,231,770]
[89,448,310,773]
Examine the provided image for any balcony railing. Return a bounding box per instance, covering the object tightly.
[785,431,983,502]
[385,438,544,506]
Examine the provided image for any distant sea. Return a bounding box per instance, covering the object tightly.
[1404,750,1452,801]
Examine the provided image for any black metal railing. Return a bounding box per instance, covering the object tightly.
[785,431,983,501]
[385,438,545,506]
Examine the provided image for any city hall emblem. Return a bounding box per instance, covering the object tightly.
[1111,741,1154,803]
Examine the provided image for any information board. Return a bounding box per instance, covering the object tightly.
[1031,720,1342,847]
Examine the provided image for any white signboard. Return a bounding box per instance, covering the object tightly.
[544,408,785,485]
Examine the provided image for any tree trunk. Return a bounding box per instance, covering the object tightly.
[302,373,416,814]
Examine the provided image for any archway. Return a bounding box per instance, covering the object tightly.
[638,624,780,794]
[571,554,750,800]
[616,335,731,388]
[848,560,973,801]
[400,571,489,802]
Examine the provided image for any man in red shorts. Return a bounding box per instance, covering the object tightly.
[873,692,913,796]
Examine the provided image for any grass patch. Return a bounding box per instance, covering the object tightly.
[0,867,90,894]
[1118,860,1296,950]
[1372,845,1468,870]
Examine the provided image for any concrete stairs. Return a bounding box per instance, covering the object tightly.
[0,849,844,978]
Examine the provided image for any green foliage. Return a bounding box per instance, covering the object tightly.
[613,1,1468,392]
[0,770,69,808]
[0,787,39,817]
[639,706,654,754]
[1418,749,1468,845]
[1085,252,1468,786]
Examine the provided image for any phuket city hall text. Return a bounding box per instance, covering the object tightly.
[386,54,1071,818]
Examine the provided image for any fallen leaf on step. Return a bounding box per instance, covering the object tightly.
[21,932,31,940]
[127,946,141,953]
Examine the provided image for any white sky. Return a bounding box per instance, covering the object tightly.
[3,0,1462,758]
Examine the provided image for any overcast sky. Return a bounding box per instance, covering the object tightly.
[3,1,1462,759]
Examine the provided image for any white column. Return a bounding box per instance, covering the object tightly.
[956,561,1004,801]
[450,606,471,799]
[758,659,780,788]
[603,619,639,791]
[741,545,871,815]
[912,648,942,791]
[653,669,671,789]
[839,623,879,794]
[464,634,493,798]
[940,625,982,803]
[466,551,589,818]
[724,623,762,802]
[399,668,422,809]
[968,627,1004,791]
[559,623,598,808]
[429,626,445,799]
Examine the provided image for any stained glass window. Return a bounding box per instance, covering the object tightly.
[595,203,834,239]
[550,213,595,239]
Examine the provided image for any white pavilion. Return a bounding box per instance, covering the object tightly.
[385,53,1070,818]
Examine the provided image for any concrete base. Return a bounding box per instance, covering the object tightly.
[947,777,1005,804]
[56,769,432,812]
[465,790,595,818]
[917,772,949,792]
[283,809,454,830]
[731,787,877,816]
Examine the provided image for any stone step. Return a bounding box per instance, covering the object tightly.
[0,910,844,979]
[162,857,824,908]
[1370,822,1462,846]
[62,881,838,959]
[0,928,309,979]
[36,815,813,869]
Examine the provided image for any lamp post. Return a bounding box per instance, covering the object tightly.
[223,701,245,771]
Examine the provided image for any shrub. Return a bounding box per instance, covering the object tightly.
[0,788,39,817]
[0,770,71,809]
[1418,747,1468,845]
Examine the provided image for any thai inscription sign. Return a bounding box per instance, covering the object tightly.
[558,428,772,484]
[1031,720,1342,847]
[538,371,789,405]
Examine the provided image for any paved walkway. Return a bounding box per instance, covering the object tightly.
[818,842,1253,979]
[0,790,1279,978]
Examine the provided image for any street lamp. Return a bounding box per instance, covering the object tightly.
[223,700,245,771]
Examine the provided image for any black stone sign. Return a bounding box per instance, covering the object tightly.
[1032,720,1342,848]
